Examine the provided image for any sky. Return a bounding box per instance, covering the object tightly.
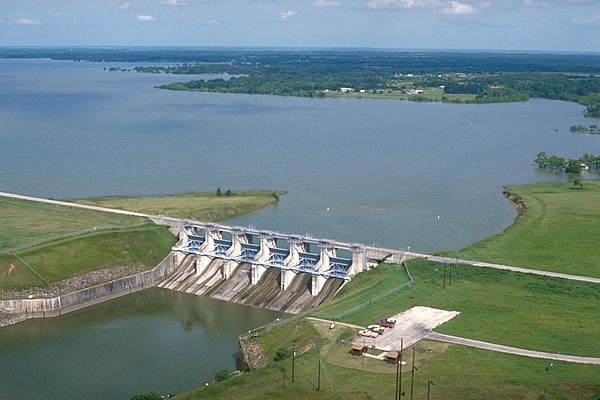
[1,0,599,52]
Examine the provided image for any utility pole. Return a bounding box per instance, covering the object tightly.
[292,342,296,383]
[317,358,321,391]
[399,338,403,399]
[410,347,417,400]
[427,348,434,400]
[395,349,400,400]
[448,264,452,285]
[443,264,447,289]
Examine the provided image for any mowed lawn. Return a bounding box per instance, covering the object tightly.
[457,181,600,278]
[171,182,600,400]
[331,260,600,357]
[173,261,600,400]
[175,318,600,400]
[17,226,175,285]
[72,191,284,221]
[0,195,148,253]
[0,195,176,291]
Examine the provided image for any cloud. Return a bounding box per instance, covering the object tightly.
[15,18,39,26]
[365,0,443,9]
[522,0,549,8]
[137,15,156,21]
[160,0,188,6]
[365,0,411,9]
[312,0,341,7]
[279,10,297,20]
[119,2,131,10]
[207,19,224,26]
[537,0,600,5]
[570,13,600,25]
[440,1,477,15]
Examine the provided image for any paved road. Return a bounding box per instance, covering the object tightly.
[422,254,600,284]
[0,191,150,218]
[426,332,600,365]
[3,191,599,286]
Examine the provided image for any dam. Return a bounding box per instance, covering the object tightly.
[159,221,372,313]
[0,192,408,320]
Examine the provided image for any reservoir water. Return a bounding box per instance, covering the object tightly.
[0,58,598,399]
[0,289,281,399]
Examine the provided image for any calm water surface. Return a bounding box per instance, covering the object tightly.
[0,289,281,399]
[1,58,599,399]
[1,59,599,251]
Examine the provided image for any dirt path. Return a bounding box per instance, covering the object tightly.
[307,316,365,330]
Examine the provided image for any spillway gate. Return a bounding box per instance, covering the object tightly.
[172,221,367,296]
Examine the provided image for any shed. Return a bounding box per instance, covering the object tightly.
[385,351,399,364]
[351,343,367,356]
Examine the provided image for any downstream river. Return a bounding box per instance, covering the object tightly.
[0,58,598,399]
[0,289,281,399]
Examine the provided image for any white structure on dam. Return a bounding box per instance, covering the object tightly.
[172,221,367,296]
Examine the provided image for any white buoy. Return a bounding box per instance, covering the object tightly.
[437,215,440,219]
[326,207,330,211]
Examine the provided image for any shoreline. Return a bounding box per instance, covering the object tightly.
[0,190,286,328]
[0,252,177,328]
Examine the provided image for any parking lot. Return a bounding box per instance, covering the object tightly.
[352,306,460,352]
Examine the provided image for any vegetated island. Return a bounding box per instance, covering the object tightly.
[165,181,600,400]
[0,190,285,306]
[2,47,599,117]
[570,124,600,134]
[109,50,600,118]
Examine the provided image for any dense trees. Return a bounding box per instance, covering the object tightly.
[143,56,600,116]
[534,151,600,173]
[570,124,600,134]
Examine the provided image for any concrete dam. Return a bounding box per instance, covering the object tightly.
[159,221,371,314]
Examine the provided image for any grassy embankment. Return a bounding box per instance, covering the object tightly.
[0,191,283,293]
[72,191,285,220]
[173,181,600,400]
[457,181,600,278]
[175,261,600,400]
[0,196,174,293]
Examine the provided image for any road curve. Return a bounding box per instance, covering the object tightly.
[426,332,600,365]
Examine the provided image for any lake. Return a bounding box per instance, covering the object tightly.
[0,58,598,399]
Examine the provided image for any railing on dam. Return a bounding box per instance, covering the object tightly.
[172,220,367,282]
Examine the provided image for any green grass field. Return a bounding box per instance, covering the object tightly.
[457,181,600,278]
[18,226,174,284]
[168,181,600,400]
[1,190,283,293]
[174,319,600,400]
[313,262,411,319]
[170,259,600,400]
[0,226,176,292]
[333,260,600,357]
[0,196,148,253]
[72,191,285,221]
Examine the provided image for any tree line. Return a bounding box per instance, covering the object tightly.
[534,152,600,173]
[570,124,600,134]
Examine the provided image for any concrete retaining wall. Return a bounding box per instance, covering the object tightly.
[0,252,177,319]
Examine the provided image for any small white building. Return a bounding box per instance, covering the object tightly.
[340,87,355,93]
